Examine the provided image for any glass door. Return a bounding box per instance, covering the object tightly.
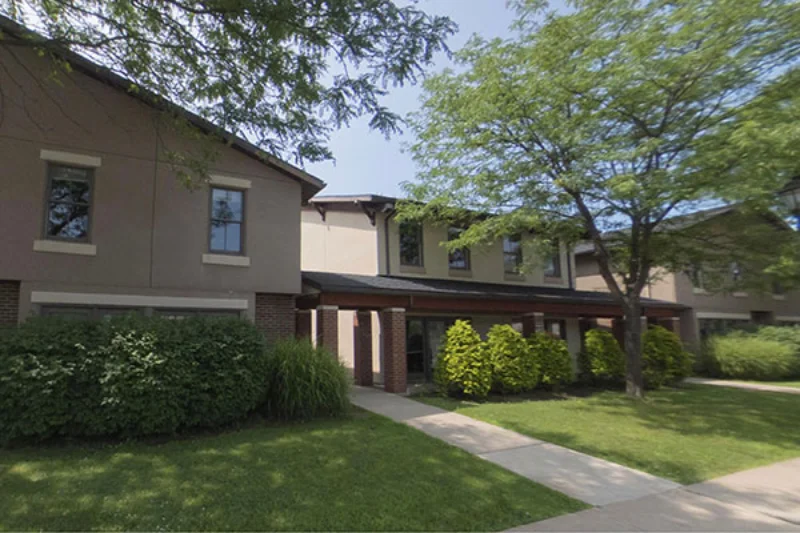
[406,318,455,383]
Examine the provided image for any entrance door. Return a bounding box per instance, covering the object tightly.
[406,318,454,383]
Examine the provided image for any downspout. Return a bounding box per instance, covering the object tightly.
[384,208,396,276]
[567,245,574,290]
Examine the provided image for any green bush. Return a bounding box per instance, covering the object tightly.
[583,329,625,382]
[528,333,573,387]
[485,325,539,393]
[435,320,491,398]
[757,326,800,354]
[0,316,270,444]
[706,332,797,380]
[642,325,693,389]
[261,338,350,420]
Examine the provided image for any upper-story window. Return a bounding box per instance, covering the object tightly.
[448,227,470,270]
[45,164,93,242]
[503,235,523,273]
[730,262,742,283]
[543,245,562,278]
[210,187,245,254]
[399,221,424,266]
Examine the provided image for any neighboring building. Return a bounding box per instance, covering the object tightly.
[0,17,325,341]
[300,195,684,392]
[575,206,800,349]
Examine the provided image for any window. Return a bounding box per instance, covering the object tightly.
[155,309,242,319]
[210,187,244,254]
[503,235,523,273]
[543,246,562,278]
[44,164,93,241]
[687,264,705,290]
[40,306,142,320]
[730,262,742,283]
[448,227,470,270]
[544,319,567,340]
[399,222,423,266]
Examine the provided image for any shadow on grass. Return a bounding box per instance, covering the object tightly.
[0,412,584,531]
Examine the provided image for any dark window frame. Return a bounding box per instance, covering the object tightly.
[503,235,523,274]
[543,246,562,278]
[447,226,471,270]
[209,186,246,255]
[42,163,95,243]
[399,221,424,267]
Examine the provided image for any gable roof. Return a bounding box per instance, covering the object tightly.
[0,15,325,202]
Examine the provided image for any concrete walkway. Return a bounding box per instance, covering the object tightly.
[517,458,800,531]
[686,377,800,395]
[350,386,680,506]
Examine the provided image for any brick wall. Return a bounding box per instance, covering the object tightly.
[0,281,20,327]
[382,308,407,394]
[255,293,295,343]
[316,306,339,357]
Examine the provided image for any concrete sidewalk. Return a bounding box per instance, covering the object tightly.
[686,377,800,395]
[517,458,800,531]
[351,386,680,506]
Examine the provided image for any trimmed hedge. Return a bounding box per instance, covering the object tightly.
[435,320,492,398]
[583,329,624,382]
[705,332,797,380]
[486,325,540,393]
[0,316,270,444]
[528,333,573,387]
[642,325,693,389]
[261,338,350,420]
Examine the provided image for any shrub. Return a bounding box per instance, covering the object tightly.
[0,315,271,444]
[528,333,573,387]
[583,329,625,382]
[642,325,693,389]
[435,320,491,398]
[261,338,350,420]
[485,325,539,393]
[757,326,800,355]
[706,333,796,381]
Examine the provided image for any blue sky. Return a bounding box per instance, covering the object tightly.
[305,0,522,197]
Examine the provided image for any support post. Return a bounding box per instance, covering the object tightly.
[316,305,339,357]
[381,308,407,394]
[354,311,374,386]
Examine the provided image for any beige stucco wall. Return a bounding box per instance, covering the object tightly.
[301,207,379,275]
[0,45,303,309]
[381,216,576,288]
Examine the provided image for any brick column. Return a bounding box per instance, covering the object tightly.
[381,308,407,394]
[316,305,339,357]
[354,310,373,386]
[522,312,545,337]
[295,310,312,340]
[0,281,20,327]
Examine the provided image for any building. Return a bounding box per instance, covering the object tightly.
[300,194,684,392]
[0,17,324,341]
[575,206,800,349]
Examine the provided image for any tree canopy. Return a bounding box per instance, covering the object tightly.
[400,0,800,396]
[0,0,456,164]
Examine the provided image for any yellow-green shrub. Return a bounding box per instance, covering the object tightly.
[486,325,540,393]
[435,320,491,398]
[642,326,693,388]
[583,329,624,382]
[528,333,573,387]
[706,333,796,380]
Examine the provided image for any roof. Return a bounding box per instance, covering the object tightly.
[309,194,398,205]
[0,15,325,201]
[575,204,746,256]
[301,270,684,309]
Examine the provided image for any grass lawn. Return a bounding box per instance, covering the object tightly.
[415,385,800,484]
[0,410,585,531]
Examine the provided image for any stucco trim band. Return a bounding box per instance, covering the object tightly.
[695,312,750,320]
[33,240,97,256]
[202,253,251,267]
[31,291,249,310]
[40,149,102,168]
[209,174,252,189]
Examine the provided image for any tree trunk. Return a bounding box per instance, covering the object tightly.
[623,300,645,398]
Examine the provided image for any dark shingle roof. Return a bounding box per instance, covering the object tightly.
[301,271,684,309]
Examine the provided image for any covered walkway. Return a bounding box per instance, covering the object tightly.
[299,271,685,393]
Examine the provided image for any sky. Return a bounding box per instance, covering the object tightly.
[305,0,522,198]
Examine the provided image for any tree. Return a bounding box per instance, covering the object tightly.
[400,0,800,397]
[0,0,455,165]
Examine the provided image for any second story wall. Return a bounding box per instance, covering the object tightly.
[0,45,303,296]
[301,207,380,275]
